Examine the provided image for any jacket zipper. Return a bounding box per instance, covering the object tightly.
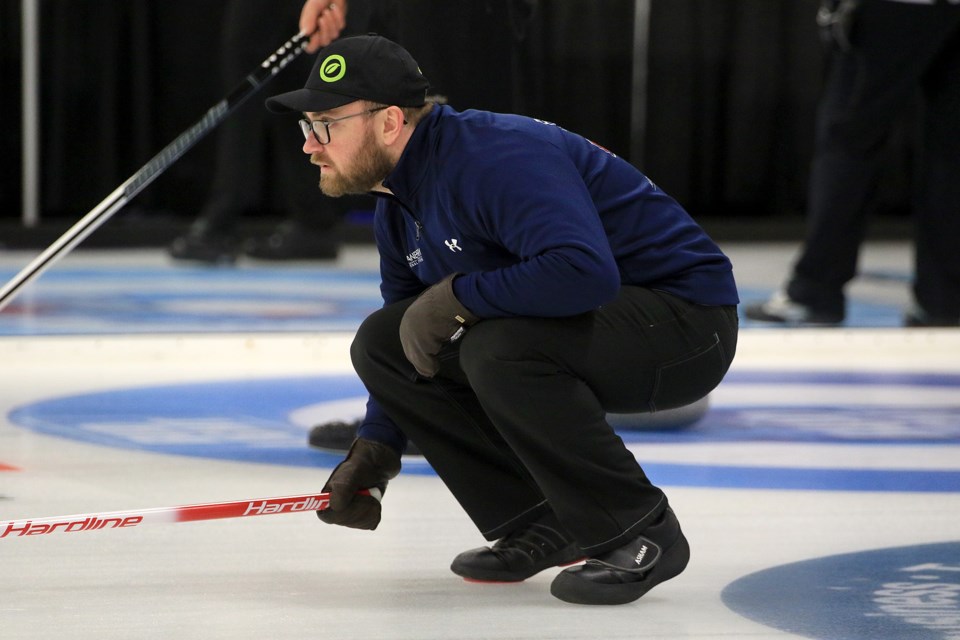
[373,192,423,241]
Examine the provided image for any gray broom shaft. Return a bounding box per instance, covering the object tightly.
[0,32,308,312]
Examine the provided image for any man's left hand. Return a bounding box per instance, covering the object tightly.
[399,274,479,377]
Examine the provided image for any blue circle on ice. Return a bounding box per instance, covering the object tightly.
[722,541,960,640]
[7,371,960,489]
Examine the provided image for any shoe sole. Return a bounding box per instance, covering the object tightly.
[549,533,690,605]
[457,557,586,584]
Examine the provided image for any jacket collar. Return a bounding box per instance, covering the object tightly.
[381,104,446,201]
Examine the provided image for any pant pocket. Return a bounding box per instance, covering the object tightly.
[648,333,727,412]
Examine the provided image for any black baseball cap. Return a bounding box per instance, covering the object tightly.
[266,34,429,113]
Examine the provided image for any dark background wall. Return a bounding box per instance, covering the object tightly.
[0,0,915,244]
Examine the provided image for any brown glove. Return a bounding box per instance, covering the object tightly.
[399,273,479,377]
[316,438,401,530]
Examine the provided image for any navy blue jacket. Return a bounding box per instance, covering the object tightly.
[357,105,738,449]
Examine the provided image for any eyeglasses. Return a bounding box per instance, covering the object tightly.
[298,106,388,145]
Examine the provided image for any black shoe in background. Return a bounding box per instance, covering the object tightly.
[308,419,422,456]
[744,290,843,325]
[243,222,340,260]
[167,231,239,265]
[904,305,960,327]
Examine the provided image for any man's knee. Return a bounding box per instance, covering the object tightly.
[350,299,411,378]
[459,320,534,384]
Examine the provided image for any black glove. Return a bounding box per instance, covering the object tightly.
[317,438,401,530]
[399,273,480,378]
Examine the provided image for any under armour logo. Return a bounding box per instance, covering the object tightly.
[444,239,463,252]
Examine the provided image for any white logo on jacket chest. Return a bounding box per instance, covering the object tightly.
[444,239,463,252]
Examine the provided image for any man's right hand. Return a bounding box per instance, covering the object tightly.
[317,438,401,530]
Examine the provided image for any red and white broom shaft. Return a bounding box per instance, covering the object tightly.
[0,489,379,539]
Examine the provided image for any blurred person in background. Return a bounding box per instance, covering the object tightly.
[168,0,357,263]
[746,0,960,327]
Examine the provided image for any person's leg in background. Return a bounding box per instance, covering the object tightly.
[244,1,381,260]
[909,7,960,326]
[170,0,360,263]
[746,0,958,325]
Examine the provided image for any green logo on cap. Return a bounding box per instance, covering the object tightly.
[319,54,346,83]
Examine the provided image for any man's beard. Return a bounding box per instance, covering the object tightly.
[317,128,394,197]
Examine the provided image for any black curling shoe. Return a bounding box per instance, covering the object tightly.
[550,508,689,605]
[451,512,583,582]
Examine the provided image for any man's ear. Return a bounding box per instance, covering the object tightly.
[380,106,407,144]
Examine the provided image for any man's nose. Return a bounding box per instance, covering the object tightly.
[303,137,322,154]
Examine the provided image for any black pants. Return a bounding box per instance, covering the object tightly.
[788,0,960,319]
[351,287,738,556]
